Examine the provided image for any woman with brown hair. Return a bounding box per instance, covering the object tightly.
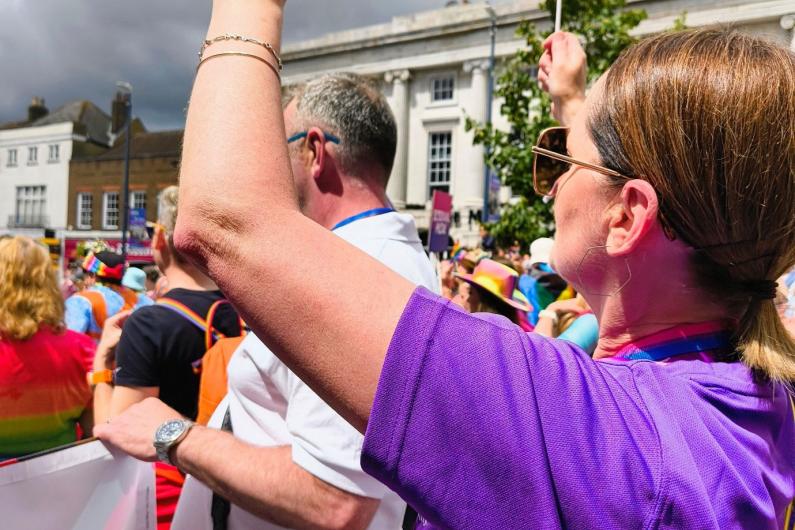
[97,3,794,527]
[0,236,95,458]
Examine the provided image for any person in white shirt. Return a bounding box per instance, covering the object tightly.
[100,72,437,530]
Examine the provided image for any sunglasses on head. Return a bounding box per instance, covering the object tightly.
[531,126,678,241]
[531,126,626,197]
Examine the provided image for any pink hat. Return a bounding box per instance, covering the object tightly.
[456,259,532,312]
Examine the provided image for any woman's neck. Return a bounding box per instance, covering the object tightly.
[589,272,736,360]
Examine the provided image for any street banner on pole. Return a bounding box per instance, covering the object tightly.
[0,440,155,530]
[487,172,502,222]
[429,190,453,253]
[128,207,148,245]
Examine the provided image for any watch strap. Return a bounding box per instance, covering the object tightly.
[87,369,114,386]
[538,309,559,323]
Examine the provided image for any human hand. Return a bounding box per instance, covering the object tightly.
[94,397,183,462]
[546,298,585,315]
[441,260,456,287]
[538,32,587,125]
[93,310,132,371]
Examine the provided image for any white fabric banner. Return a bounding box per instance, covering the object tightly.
[0,440,155,530]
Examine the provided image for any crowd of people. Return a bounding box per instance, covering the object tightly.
[1,2,794,528]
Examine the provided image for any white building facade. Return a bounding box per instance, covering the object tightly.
[0,99,114,239]
[281,0,795,246]
[0,122,76,238]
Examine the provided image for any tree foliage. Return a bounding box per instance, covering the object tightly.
[465,0,646,251]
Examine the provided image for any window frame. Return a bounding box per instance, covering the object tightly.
[7,148,17,167]
[15,185,46,227]
[48,144,60,163]
[131,190,147,212]
[76,192,93,229]
[427,130,453,198]
[27,146,38,166]
[102,191,120,230]
[429,73,456,104]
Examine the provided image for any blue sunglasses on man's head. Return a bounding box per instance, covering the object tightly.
[287,131,341,144]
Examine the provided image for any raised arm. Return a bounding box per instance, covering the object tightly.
[174,0,414,432]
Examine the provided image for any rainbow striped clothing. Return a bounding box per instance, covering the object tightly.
[0,328,95,458]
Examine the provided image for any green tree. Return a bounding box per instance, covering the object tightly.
[466,0,646,251]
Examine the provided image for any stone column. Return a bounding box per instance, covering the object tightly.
[459,59,491,211]
[781,15,795,51]
[384,69,410,209]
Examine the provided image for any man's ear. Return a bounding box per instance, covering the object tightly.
[604,179,659,257]
[153,228,168,251]
[305,127,326,179]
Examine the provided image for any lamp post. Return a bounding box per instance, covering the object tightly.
[482,2,497,223]
[116,81,132,265]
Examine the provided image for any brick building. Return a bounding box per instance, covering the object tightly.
[64,129,182,263]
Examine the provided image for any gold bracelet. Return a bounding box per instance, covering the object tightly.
[200,34,283,71]
[197,51,281,82]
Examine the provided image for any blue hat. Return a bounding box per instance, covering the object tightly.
[122,267,147,292]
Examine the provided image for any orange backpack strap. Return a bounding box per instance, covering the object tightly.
[113,285,140,311]
[204,300,229,351]
[78,290,108,336]
[196,336,244,425]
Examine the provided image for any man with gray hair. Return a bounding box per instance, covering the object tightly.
[161,73,437,529]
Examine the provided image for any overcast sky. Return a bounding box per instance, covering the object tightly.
[0,0,504,131]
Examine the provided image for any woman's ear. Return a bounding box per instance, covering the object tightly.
[604,179,659,257]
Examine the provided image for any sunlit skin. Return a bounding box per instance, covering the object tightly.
[541,59,734,359]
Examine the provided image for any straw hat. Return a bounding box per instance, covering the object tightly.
[456,259,532,312]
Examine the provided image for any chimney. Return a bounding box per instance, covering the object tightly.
[28,97,48,122]
[111,91,130,134]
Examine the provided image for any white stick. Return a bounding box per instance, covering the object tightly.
[554,0,562,32]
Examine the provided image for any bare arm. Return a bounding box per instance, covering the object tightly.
[533,314,556,337]
[175,427,379,530]
[93,311,155,424]
[175,1,414,433]
[96,398,379,530]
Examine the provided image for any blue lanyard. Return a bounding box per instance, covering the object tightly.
[614,321,731,362]
[331,207,394,231]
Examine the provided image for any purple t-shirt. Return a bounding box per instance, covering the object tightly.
[362,287,795,529]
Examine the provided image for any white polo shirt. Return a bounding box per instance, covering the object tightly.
[173,211,438,530]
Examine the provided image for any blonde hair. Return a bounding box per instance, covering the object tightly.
[158,185,186,263]
[0,236,65,341]
[590,28,795,381]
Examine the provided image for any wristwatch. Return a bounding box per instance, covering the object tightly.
[153,418,195,466]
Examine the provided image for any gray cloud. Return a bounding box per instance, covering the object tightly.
[0,0,504,131]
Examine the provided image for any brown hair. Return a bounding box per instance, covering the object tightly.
[0,236,65,341]
[589,28,795,381]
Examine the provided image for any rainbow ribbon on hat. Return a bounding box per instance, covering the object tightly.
[82,254,124,281]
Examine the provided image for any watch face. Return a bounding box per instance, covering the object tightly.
[156,420,186,444]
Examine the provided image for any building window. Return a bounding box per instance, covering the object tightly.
[428,131,452,195]
[14,186,46,227]
[7,149,17,167]
[27,146,38,165]
[131,191,146,213]
[76,193,93,229]
[431,75,455,102]
[103,191,120,230]
[48,144,59,163]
